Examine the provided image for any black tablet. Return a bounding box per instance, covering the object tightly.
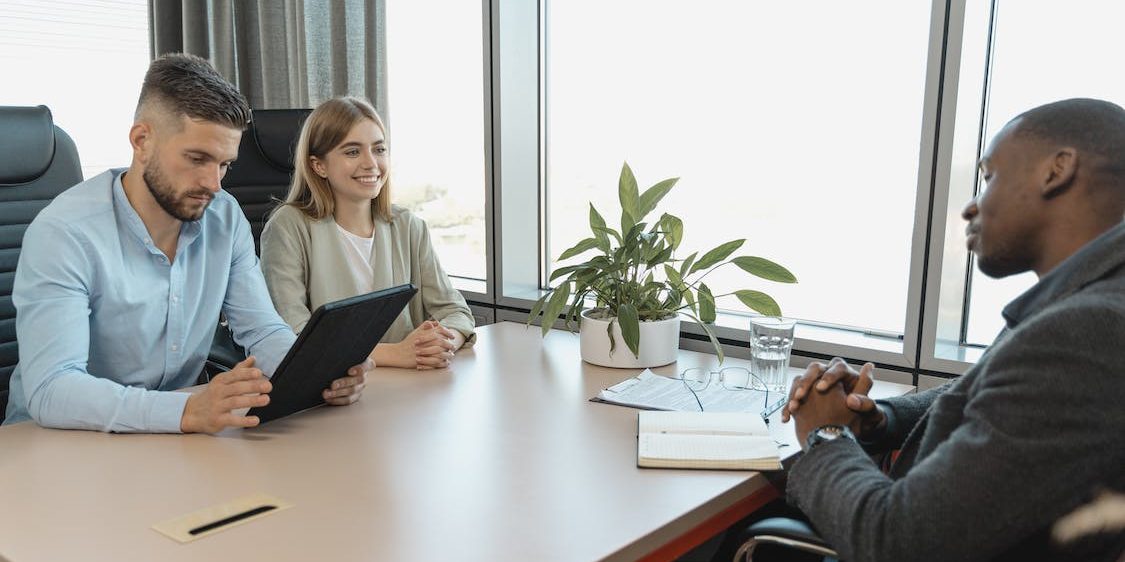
[248,283,417,424]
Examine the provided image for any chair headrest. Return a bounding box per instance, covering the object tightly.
[249,109,312,171]
[0,106,56,184]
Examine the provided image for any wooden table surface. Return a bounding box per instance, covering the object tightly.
[0,321,913,562]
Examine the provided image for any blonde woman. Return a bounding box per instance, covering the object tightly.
[260,97,474,370]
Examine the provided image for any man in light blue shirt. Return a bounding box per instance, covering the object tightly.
[4,53,373,433]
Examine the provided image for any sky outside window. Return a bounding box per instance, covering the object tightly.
[546,0,932,335]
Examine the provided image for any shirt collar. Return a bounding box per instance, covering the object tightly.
[1002,221,1125,327]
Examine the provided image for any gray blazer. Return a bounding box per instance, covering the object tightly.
[259,204,475,345]
[787,221,1125,562]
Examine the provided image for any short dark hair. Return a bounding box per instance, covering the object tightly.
[135,53,250,130]
[1013,98,1125,184]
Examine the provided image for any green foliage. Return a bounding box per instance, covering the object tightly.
[528,162,798,360]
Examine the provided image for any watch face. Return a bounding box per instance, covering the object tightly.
[817,426,844,440]
[807,424,853,450]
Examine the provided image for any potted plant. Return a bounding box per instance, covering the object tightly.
[529,162,797,368]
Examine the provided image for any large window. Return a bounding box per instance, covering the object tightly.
[0,0,150,179]
[545,1,933,337]
[10,0,1120,378]
[961,0,1125,346]
[386,0,488,284]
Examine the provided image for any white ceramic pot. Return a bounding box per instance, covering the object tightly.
[579,309,680,368]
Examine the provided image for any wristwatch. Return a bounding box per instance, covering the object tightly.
[806,424,856,450]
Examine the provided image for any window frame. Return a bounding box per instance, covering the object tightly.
[483,0,1034,381]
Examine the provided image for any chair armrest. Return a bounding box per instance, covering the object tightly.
[732,517,838,561]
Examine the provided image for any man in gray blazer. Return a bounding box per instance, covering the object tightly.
[783,98,1125,561]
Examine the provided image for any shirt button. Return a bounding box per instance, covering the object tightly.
[171,344,179,352]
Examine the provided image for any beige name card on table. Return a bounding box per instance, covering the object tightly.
[153,493,293,543]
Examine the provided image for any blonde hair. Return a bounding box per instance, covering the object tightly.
[284,96,392,221]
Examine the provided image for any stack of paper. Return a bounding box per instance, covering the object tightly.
[595,369,786,419]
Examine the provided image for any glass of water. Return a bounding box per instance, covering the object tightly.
[749,317,796,392]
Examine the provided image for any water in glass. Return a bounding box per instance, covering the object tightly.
[750,318,796,392]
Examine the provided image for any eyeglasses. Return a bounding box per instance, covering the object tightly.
[672,367,776,419]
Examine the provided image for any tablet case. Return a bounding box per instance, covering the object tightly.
[248,283,417,424]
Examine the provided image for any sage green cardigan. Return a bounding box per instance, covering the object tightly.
[259,204,475,346]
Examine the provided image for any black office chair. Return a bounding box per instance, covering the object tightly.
[0,106,83,422]
[732,517,838,561]
[225,108,312,252]
[203,109,312,377]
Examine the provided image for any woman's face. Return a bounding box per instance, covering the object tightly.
[312,118,388,205]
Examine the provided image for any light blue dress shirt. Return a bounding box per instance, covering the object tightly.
[3,169,296,432]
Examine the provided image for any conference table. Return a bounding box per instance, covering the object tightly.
[0,321,913,562]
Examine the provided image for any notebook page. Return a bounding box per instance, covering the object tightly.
[639,411,769,437]
[639,433,778,462]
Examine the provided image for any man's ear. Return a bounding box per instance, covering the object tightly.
[1043,147,1077,198]
[129,122,153,164]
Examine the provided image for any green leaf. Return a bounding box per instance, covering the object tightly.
[664,264,684,290]
[621,212,636,239]
[686,312,724,364]
[558,237,600,261]
[592,225,622,245]
[690,239,745,274]
[618,162,639,219]
[683,289,698,316]
[659,213,683,250]
[646,245,674,269]
[527,294,548,326]
[540,282,572,335]
[589,203,607,232]
[565,288,589,331]
[618,302,640,358]
[606,318,616,355]
[636,177,678,221]
[731,256,798,283]
[734,290,782,316]
[679,251,698,277]
[589,204,610,251]
[549,263,589,282]
[622,222,647,245]
[661,289,682,310]
[587,255,614,270]
[698,282,716,323]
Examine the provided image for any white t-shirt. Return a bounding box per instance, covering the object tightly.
[335,223,376,294]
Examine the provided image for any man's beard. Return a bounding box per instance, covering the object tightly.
[142,156,213,222]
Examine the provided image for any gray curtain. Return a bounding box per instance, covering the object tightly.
[149,0,387,115]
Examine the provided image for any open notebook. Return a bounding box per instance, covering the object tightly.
[637,411,783,471]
